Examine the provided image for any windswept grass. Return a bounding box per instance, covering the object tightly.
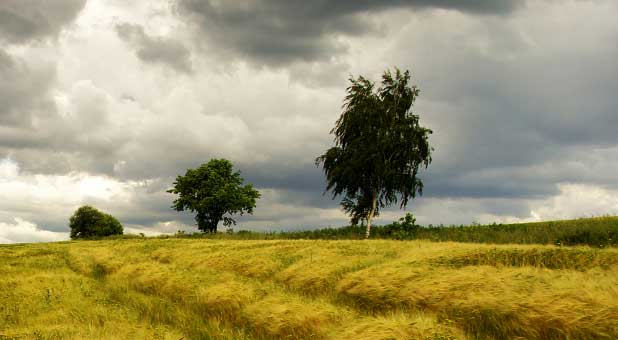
[1,239,617,339]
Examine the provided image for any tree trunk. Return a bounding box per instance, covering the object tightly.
[365,192,377,239]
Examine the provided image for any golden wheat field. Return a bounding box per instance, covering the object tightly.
[1,239,617,339]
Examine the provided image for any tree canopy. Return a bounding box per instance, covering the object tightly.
[69,205,123,239]
[168,159,261,233]
[316,68,433,238]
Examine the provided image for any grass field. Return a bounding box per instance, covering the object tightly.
[1,237,617,339]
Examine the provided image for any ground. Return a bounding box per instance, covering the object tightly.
[1,239,617,339]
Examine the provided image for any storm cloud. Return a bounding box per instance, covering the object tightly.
[116,22,193,73]
[0,0,87,44]
[174,0,524,67]
[0,50,55,128]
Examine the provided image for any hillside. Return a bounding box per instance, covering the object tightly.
[1,238,617,339]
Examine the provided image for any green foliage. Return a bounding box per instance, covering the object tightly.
[177,215,616,247]
[385,213,419,240]
[103,215,617,248]
[167,159,261,233]
[69,205,123,239]
[416,216,618,247]
[274,214,419,241]
[273,216,618,247]
[316,68,433,237]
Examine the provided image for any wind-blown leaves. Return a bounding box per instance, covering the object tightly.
[316,68,433,236]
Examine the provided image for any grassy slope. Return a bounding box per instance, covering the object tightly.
[236,216,618,247]
[2,239,617,339]
[414,216,618,246]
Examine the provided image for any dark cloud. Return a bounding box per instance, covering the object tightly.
[378,12,618,201]
[0,0,87,44]
[0,0,93,176]
[116,23,193,73]
[1,77,136,178]
[174,0,523,67]
[0,51,56,128]
[401,0,522,14]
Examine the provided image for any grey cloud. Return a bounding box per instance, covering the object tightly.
[1,78,135,177]
[174,0,523,67]
[5,0,618,239]
[401,0,522,14]
[9,0,617,206]
[116,23,193,73]
[378,13,618,202]
[0,0,87,44]
[0,0,88,159]
[406,196,534,226]
[0,50,55,128]
[84,179,188,227]
[0,0,92,176]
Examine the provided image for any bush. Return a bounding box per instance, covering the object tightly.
[69,205,123,239]
[385,213,419,240]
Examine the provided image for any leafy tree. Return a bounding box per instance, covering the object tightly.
[316,68,433,238]
[69,205,123,239]
[168,159,261,233]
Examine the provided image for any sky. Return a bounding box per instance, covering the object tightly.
[1,0,618,243]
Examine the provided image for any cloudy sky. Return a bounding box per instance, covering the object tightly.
[1,0,618,243]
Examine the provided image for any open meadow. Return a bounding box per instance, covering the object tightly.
[3,1,618,339]
[2,237,617,339]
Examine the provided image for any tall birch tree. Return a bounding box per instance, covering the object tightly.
[316,68,433,238]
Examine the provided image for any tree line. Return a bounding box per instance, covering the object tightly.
[69,68,433,239]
